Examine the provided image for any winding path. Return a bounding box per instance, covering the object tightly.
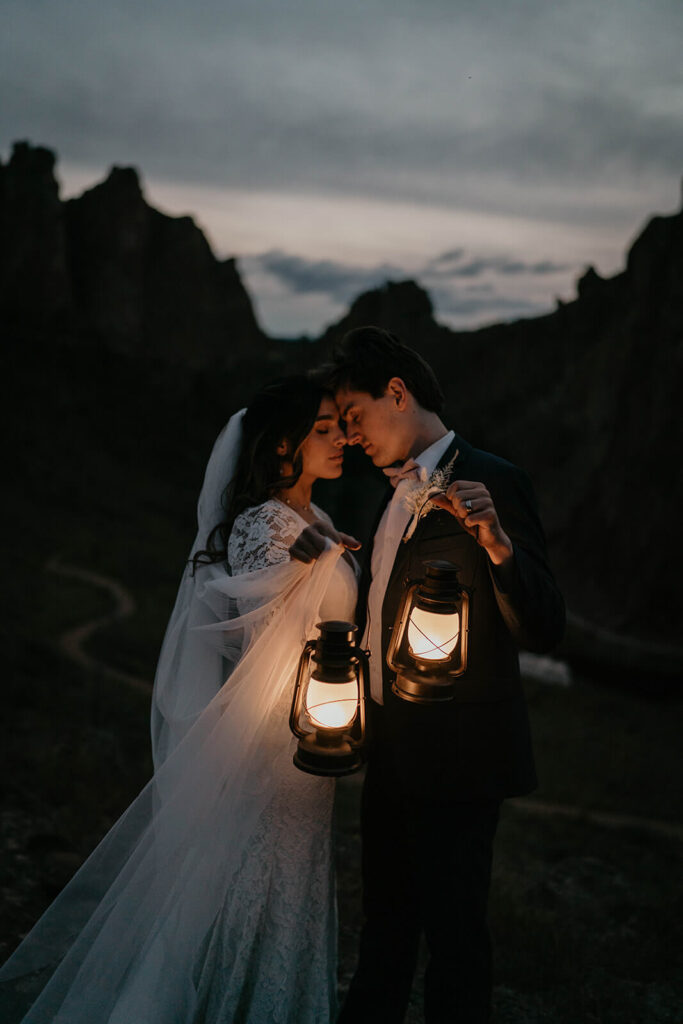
[47,555,152,695]
[46,558,682,842]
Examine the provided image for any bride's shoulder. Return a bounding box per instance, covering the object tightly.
[232,498,298,535]
[228,499,302,573]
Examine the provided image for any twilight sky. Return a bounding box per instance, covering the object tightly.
[2,0,682,335]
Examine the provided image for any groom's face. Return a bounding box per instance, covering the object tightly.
[336,385,409,467]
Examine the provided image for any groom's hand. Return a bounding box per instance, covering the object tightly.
[430,480,514,566]
[289,520,361,563]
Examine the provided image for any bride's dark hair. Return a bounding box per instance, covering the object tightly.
[192,373,329,571]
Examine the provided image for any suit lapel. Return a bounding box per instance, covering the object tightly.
[387,430,472,590]
[437,432,471,474]
[361,431,473,635]
[396,432,469,544]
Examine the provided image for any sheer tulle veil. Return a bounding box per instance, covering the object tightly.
[151,407,246,768]
[0,410,346,1023]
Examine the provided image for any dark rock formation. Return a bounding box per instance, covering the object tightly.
[0,142,72,326]
[1,142,268,368]
[319,203,683,654]
[327,279,439,350]
[2,140,680,667]
[64,166,267,366]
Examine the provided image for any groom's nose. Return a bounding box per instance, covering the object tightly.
[345,426,363,445]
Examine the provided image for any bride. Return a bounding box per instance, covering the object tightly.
[0,374,360,1023]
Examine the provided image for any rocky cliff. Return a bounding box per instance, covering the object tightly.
[2,141,681,671]
[0,142,72,326]
[319,209,682,662]
[1,141,269,368]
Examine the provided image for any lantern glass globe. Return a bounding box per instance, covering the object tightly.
[407,607,461,662]
[305,675,359,729]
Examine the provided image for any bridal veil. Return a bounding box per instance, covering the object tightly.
[0,410,346,1023]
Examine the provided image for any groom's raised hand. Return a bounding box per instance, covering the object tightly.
[289,521,361,563]
[430,480,514,566]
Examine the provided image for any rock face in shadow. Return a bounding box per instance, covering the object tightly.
[319,207,683,652]
[64,167,267,367]
[1,141,268,367]
[0,142,72,326]
[2,140,680,662]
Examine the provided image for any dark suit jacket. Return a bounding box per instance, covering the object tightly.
[364,433,565,802]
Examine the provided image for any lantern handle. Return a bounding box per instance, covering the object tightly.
[289,639,317,739]
[350,645,372,759]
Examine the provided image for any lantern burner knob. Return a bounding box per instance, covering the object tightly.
[415,560,464,611]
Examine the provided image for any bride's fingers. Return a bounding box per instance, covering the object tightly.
[289,522,338,562]
[289,531,321,562]
[289,520,360,562]
[311,520,360,550]
[290,540,320,562]
[314,520,341,542]
[339,532,361,550]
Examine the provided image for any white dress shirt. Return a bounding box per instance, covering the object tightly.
[364,430,455,703]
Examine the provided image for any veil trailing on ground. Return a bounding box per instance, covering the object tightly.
[0,414,345,1023]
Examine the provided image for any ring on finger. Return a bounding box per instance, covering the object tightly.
[464,498,473,513]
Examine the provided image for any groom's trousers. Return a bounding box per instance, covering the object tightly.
[337,753,500,1024]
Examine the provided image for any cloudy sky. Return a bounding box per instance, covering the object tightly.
[2,0,682,335]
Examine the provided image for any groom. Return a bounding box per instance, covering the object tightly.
[292,327,565,1023]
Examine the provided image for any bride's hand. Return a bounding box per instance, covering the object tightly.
[289,521,361,563]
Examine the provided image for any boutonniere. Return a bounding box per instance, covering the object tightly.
[401,452,459,541]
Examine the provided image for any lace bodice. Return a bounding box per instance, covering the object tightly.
[228,499,309,573]
[228,499,357,623]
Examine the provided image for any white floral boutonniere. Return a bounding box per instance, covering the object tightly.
[401,452,459,541]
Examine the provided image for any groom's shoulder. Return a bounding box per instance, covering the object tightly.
[455,433,527,485]
[453,437,537,513]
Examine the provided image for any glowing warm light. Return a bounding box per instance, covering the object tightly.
[407,607,460,661]
[305,675,358,729]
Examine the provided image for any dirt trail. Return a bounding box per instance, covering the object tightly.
[47,556,152,695]
[46,558,682,842]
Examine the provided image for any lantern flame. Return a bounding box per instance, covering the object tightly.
[407,607,460,661]
[305,675,358,729]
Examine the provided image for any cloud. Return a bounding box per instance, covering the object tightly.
[437,256,570,279]
[249,247,550,329]
[431,249,465,264]
[2,0,680,335]
[256,250,404,302]
[426,285,542,321]
[254,247,564,305]
[2,0,681,231]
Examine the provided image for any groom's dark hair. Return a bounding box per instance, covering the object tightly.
[329,326,444,414]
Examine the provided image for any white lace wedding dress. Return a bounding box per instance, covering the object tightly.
[0,498,357,1024]
[196,499,358,1023]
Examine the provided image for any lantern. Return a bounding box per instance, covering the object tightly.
[290,620,369,776]
[386,560,470,703]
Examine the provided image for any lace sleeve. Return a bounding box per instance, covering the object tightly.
[228,500,302,575]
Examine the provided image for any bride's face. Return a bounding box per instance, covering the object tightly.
[298,396,347,480]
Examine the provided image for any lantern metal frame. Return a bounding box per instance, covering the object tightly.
[289,620,369,777]
[386,559,470,703]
